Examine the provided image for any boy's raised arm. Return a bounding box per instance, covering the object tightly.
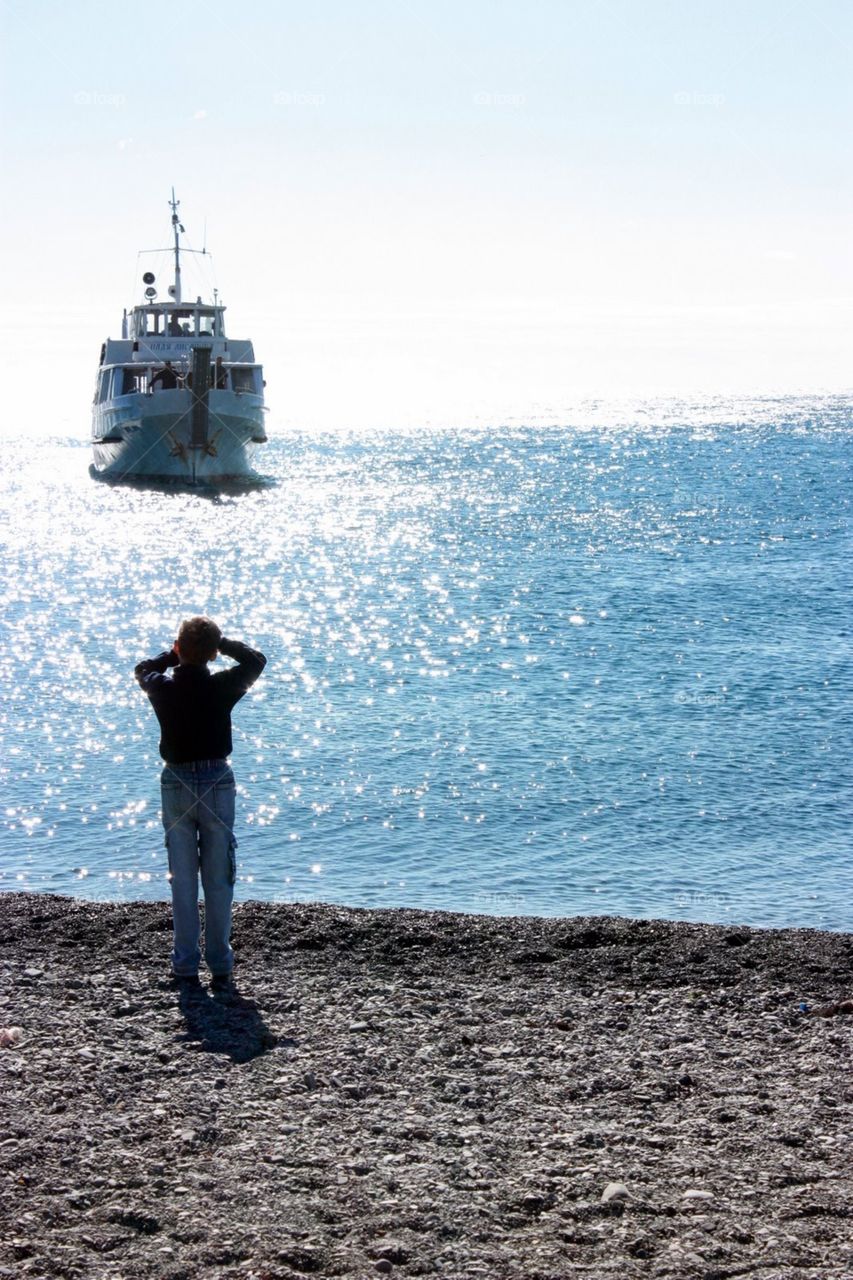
[134,647,179,689]
[217,636,267,688]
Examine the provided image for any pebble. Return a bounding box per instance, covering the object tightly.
[602,1182,632,1203]
[1,893,850,1279]
[374,1239,409,1264]
[812,999,853,1017]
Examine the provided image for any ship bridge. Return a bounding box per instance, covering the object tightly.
[128,302,226,341]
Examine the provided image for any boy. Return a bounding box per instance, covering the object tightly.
[135,616,266,989]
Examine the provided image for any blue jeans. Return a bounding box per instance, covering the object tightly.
[161,760,237,976]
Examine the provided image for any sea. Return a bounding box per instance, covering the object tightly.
[1,396,851,931]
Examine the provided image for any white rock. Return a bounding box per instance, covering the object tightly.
[601,1181,631,1202]
[682,1189,714,1200]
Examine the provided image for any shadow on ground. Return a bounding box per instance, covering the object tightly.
[174,982,281,1063]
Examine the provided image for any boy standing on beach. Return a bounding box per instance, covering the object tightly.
[135,617,266,989]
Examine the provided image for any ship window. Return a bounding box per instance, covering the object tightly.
[144,311,163,336]
[99,368,124,400]
[122,368,141,395]
[197,311,216,336]
[231,367,256,393]
[169,311,192,337]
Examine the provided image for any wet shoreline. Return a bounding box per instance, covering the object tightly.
[1,892,851,1278]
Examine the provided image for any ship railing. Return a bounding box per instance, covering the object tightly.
[98,360,263,400]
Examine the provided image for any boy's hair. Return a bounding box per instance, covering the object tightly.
[177,615,221,665]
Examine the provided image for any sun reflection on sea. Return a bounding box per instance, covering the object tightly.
[0,406,850,929]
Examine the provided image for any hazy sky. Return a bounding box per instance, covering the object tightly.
[1,0,851,429]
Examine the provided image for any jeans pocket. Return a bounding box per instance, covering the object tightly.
[161,778,190,832]
[213,782,236,831]
[228,839,237,887]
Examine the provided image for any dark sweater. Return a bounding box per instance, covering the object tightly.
[134,638,266,763]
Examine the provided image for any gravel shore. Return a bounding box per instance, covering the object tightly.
[1,892,851,1280]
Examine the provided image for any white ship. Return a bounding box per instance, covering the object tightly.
[91,191,268,484]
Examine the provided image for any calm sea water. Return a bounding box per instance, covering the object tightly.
[1,397,850,930]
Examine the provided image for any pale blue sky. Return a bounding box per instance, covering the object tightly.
[1,0,851,428]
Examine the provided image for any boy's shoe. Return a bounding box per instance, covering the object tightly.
[169,971,201,986]
[210,972,234,993]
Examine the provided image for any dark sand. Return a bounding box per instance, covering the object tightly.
[1,893,851,1280]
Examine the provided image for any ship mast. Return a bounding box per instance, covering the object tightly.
[169,188,183,305]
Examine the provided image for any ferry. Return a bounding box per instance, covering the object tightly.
[91,191,268,483]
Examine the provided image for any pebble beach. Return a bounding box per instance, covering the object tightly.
[1,892,851,1279]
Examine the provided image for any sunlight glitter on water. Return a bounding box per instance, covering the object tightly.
[1,401,851,928]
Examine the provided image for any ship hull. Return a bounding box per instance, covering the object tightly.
[91,389,267,485]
